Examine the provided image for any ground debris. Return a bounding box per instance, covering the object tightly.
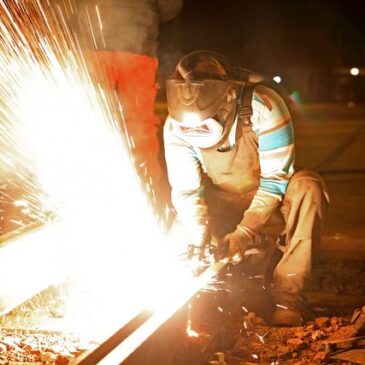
[0,329,93,364]
[0,259,364,364]
[181,274,365,365]
[314,316,330,328]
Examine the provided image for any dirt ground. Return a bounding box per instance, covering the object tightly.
[177,260,365,365]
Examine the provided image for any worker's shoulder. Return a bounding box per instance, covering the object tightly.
[252,84,286,112]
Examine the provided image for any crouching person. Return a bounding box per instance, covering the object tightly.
[163,51,329,326]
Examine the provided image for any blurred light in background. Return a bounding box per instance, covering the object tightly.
[350,67,360,76]
[273,75,282,83]
[289,90,303,104]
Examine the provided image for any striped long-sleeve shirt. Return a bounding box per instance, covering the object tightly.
[253,85,295,195]
[164,84,295,243]
[237,84,295,234]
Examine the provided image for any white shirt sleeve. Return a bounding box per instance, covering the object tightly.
[163,116,209,244]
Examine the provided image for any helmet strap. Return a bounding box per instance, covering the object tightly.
[237,84,254,127]
[199,83,255,151]
[198,87,241,151]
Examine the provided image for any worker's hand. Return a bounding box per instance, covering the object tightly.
[222,228,253,262]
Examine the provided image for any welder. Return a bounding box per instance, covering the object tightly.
[163,50,329,326]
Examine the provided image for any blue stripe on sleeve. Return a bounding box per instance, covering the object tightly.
[260,179,289,196]
[253,94,266,106]
[258,124,294,152]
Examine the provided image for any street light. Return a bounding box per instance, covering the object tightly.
[350,67,359,76]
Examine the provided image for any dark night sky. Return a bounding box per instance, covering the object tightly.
[159,0,365,76]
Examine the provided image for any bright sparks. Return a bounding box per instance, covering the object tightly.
[0,0,178,327]
[186,303,199,337]
[0,0,163,320]
[186,319,199,338]
[0,0,228,357]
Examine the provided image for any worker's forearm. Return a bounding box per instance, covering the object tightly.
[172,191,208,244]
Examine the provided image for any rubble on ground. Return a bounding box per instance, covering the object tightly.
[0,258,364,364]
[174,258,365,365]
[177,303,365,365]
[0,328,93,364]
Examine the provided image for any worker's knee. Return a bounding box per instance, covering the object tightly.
[288,173,328,206]
[297,178,323,200]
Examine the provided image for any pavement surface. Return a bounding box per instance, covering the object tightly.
[294,103,365,260]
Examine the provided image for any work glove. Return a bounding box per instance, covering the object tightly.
[221,226,254,262]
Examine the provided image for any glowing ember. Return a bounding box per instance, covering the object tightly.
[0,0,162,325]
[276,304,288,310]
[254,329,271,344]
[186,303,199,337]
[186,319,199,338]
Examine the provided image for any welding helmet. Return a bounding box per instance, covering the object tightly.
[166,51,240,149]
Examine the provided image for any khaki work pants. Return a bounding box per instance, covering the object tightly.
[270,169,329,304]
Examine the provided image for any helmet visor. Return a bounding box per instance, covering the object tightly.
[166,79,232,122]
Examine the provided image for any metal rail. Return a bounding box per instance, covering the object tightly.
[72,259,228,365]
[71,311,154,365]
[0,223,227,364]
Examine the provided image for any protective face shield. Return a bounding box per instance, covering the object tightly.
[166,51,244,149]
[166,50,281,148]
[166,79,237,149]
